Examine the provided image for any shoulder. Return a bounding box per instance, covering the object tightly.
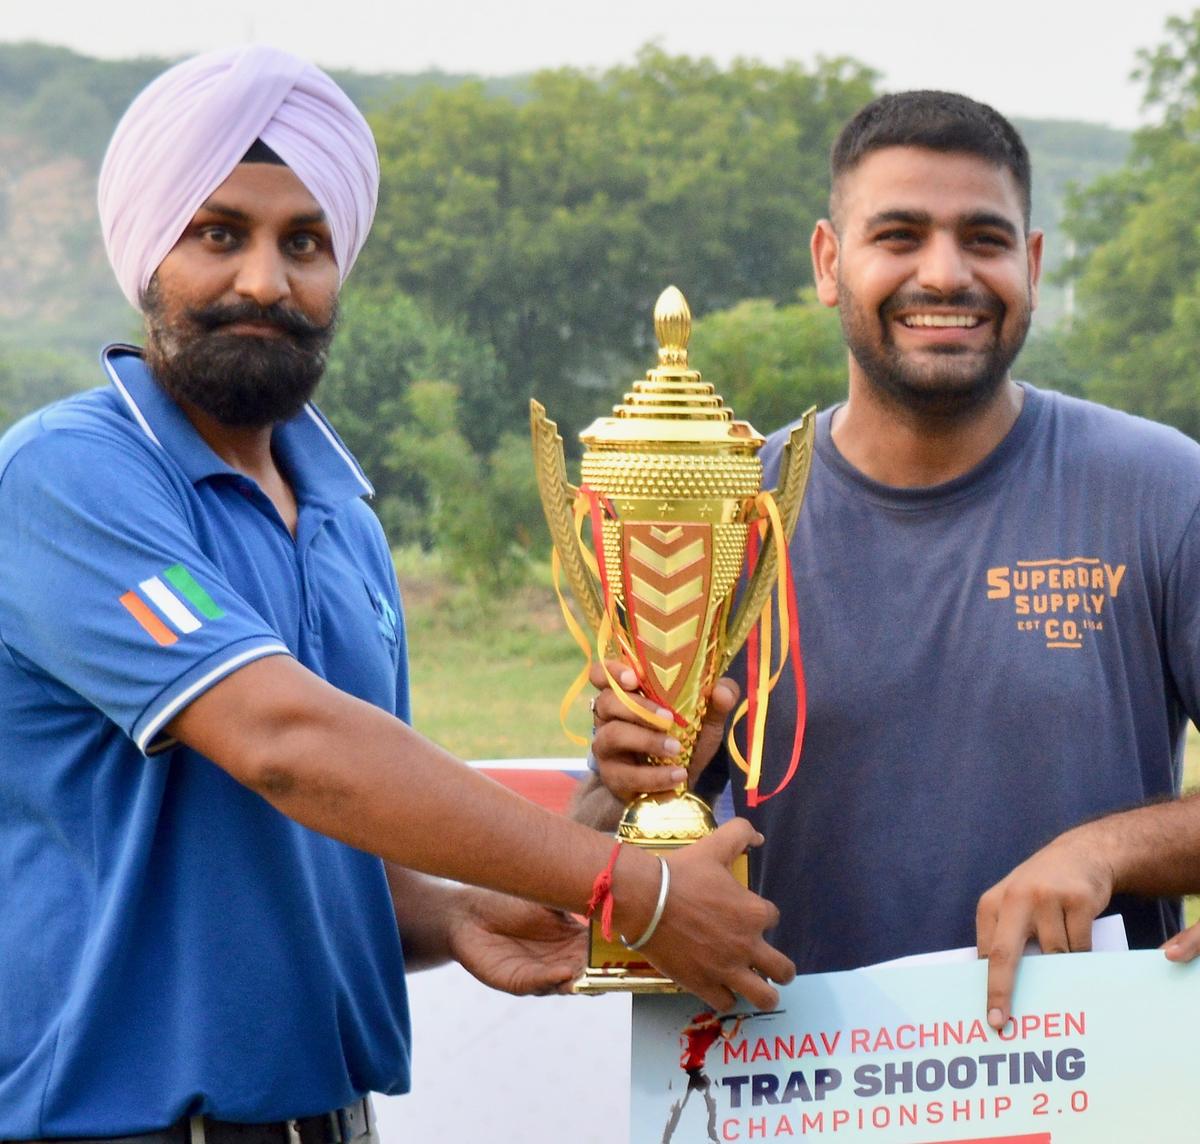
[0,388,160,481]
[0,389,180,515]
[1031,386,1200,473]
[334,495,390,547]
[332,497,400,586]
[1025,386,1200,544]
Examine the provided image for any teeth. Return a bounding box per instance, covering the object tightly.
[903,314,980,328]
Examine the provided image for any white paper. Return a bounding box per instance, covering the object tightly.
[870,912,1129,969]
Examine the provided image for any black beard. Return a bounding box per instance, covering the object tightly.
[839,285,1029,422]
[142,279,338,429]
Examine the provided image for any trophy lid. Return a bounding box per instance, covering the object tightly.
[579,286,765,451]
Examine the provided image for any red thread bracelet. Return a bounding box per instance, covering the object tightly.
[585,840,622,941]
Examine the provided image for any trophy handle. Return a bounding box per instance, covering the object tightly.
[530,400,606,632]
[718,407,816,676]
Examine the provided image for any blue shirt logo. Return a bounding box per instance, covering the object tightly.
[368,584,399,646]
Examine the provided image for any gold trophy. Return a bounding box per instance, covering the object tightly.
[531,286,814,992]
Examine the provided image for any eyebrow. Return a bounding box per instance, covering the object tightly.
[195,201,328,228]
[865,208,1019,238]
[965,211,1020,238]
[866,209,933,229]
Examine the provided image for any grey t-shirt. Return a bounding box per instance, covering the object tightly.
[699,384,1200,972]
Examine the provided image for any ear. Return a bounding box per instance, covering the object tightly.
[811,220,840,307]
[1026,229,1045,311]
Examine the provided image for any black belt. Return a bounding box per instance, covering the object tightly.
[12,1096,372,1144]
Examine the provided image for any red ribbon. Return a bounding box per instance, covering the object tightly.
[580,484,684,726]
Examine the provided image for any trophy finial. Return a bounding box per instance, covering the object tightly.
[654,286,691,368]
[596,283,749,427]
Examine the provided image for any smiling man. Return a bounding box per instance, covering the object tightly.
[818,146,1037,416]
[0,46,795,1140]
[582,90,1200,1029]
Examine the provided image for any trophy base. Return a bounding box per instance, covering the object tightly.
[573,964,681,994]
[572,789,746,995]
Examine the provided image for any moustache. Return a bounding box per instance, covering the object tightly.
[880,290,1004,322]
[185,300,333,341]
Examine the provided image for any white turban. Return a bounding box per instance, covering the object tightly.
[98,45,379,309]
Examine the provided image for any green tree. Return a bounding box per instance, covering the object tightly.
[319,287,504,541]
[0,357,11,428]
[1061,12,1200,437]
[689,291,848,429]
[19,71,114,166]
[0,343,94,433]
[385,379,546,588]
[361,49,877,441]
[1014,326,1087,398]
[1012,117,1129,325]
[0,44,166,167]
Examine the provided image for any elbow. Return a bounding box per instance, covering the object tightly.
[226,706,328,802]
[252,757,302,799]
[166,655,355,805]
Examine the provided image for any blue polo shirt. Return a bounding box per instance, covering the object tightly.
[0,346,412,1134]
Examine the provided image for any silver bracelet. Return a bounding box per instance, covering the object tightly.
[623,856,670,951]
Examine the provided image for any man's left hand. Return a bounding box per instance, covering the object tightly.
[447,889,587,996]
[975,827,1114,1032]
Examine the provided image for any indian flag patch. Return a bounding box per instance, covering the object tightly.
[119,563,224,646]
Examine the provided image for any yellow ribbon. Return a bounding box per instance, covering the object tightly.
[726,491,794,797]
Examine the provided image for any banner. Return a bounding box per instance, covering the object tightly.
[470,758,584,814]
[631,949,1198,1142]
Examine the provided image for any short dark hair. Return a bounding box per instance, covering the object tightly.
[830,90,1032,229]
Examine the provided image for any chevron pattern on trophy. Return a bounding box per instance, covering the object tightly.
[622,521,713,710]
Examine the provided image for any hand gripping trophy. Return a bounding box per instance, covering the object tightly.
[531,286,814,991]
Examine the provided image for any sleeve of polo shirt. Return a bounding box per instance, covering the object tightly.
[0,427,292,755]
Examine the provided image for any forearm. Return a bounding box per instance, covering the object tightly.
[172,657,660,932]
[384,864,461,971]
[170,654,795,1011]
[1076,793,1200,898]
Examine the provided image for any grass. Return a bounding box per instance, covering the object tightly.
[399,550,592,761]
[399,549,1200,930]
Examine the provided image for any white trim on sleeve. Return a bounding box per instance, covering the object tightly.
[136,643,291,753]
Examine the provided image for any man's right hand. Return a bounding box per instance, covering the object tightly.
[611,818,795,1011]
[589,659,739,802]
[975,825,1114,1031]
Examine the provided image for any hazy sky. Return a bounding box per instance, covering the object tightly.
[5,0,1196,128]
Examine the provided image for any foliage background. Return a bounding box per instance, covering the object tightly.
[6,19,1200,591]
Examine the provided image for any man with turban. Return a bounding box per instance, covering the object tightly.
[0,46,794,1140]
